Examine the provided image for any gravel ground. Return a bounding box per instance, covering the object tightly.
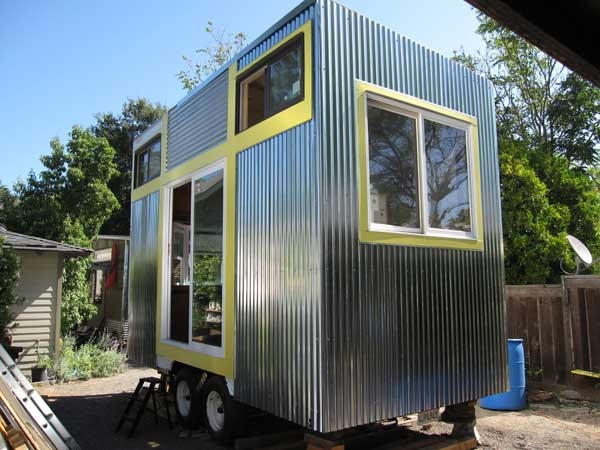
[414,406,600,450]
[35,366,600,450]
[36,366,224,450]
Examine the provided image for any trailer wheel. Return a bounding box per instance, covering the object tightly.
[201,376,236,443]
[174,368,202,429]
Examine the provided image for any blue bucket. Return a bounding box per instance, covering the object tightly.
[480,339,526,411]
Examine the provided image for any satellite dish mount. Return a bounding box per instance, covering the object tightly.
[562,235,594,275]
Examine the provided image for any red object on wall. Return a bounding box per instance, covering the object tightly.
[105,242,118,290]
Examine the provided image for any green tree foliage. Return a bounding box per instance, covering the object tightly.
[177,21,246,91]
[0,183,15,227]
[499,141,568,284]
[91,98,166,235]
[0,236,23,341]
[9,128,119,243]
[548,73,600,168]
[7,127,119,333]
[455,16,600,283]
[61,258,96,335]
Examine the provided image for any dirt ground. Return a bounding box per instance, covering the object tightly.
[35,366,600,450]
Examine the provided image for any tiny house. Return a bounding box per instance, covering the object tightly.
[129,0,506,441]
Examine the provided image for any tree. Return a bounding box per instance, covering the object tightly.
[0,183,15,227]
[91,98,166,235]
[548,73,600,168]
[8,127,120,332]
[177,21,246,91]
[0,236,23,345]
[456,18,566,149]
[454,16,600,283]
[499,141,568,284]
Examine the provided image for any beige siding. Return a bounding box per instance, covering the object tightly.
[10,251,61,371]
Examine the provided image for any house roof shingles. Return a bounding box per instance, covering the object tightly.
[0,225,90,257]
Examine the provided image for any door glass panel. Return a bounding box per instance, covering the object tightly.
[191,169,224,348]
[170,182,191,343]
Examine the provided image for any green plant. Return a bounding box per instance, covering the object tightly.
[53,334,126,382]
[192,253,222,334]
[0,236,24,347]
[35,354,53,369]
[178,21,247,91]
[61,257,98,334]
[527,367,544,378]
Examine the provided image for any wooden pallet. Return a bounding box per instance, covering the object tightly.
[305,428,477,450]
[234,427,477,450]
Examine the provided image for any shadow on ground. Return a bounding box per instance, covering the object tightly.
[43,392,225,450]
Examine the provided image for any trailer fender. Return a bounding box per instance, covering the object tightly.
[156,356,173,375]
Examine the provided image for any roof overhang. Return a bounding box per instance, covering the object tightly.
[1,230,91,258]
[465,0,600,87]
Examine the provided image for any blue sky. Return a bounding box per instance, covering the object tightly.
[0,0,482,187]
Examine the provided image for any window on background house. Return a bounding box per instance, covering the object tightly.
[366,95,477,239]
[237,35,304,132]
[134,137,161,187]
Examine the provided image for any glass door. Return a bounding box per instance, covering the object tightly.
[190,165,225,352]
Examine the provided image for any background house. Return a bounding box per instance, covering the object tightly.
[0,225,89,370]
[88,235,129,341]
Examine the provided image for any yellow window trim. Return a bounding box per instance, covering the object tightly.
[133,21,313,378]
[132,20,313,203]
[227,20,312,149]
[356,80,484,251]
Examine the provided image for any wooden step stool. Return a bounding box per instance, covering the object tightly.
[115,376,172,437]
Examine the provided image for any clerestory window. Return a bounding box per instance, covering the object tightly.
[134,137,161,187]
[237,35,304,132]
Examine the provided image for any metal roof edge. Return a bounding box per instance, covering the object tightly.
[1,230,91,255]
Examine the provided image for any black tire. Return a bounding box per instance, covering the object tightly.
[173,367,203,429]
[201,376,238,443]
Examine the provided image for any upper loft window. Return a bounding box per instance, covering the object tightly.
[237,35,304,132]
[135,137,161,187]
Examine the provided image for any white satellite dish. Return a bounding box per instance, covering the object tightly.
[566,234,593,274]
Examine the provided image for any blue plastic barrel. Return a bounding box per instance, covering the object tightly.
[480,339,526,411]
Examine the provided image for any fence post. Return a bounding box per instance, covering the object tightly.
[561,277,574,385]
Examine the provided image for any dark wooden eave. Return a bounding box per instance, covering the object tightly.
[465,0,600,87]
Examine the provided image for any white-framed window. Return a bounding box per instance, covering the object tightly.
[162,159,226,358]
[365,93,478,240]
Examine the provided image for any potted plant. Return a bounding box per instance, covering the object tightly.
[31,341,52,382]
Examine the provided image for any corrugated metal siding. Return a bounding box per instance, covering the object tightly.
[167,71,228,170]
[237,4,315,70]
[129,191,160,366]
[234,4,321,429]
[11,251,60,370]
[318,0,506,432]
[236,120,322,429]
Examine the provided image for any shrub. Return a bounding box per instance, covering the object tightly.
[0,236,24,345]
[53,333,126,382]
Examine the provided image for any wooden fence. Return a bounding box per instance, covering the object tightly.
[506,276,600,385]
